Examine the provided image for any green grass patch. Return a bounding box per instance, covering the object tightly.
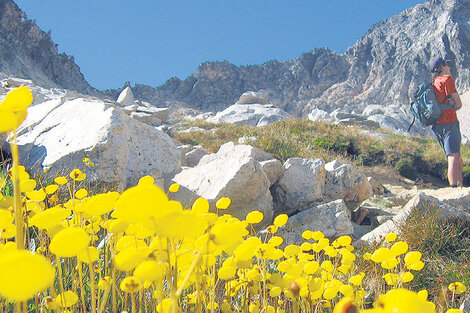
[174,118,470,186]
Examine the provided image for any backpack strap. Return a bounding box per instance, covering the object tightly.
[407,115,416,132]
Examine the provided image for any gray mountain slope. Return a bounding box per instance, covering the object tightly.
[104,0,470,116]
[0,0,98,95]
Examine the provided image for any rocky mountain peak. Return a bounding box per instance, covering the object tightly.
[104,0,468,119]
[0,0,98,95]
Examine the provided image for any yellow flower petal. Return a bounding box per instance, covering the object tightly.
[77,246,99,263]
[168,183,180,193]
[246,211,264,224]
[75,188,88,199]
[49,227,90,257]
[216,197,231,210]
[54,177,68,185]
[273,214,288,227]
[191,197,209,213]
[0,250,54,302]
[56,291,79,308]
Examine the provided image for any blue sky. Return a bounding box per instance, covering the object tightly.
[14,0,425,90]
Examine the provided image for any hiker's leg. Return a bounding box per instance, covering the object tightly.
[447,153,462,186]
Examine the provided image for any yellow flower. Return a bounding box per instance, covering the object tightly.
[407,260,425,271]
[55,291,79,308]
[321,260,335,273]
[29,207,72,231]
[218,266,237,280]
[446,309,464,313]
[126,223,154,239]
[234,237,262,261]
[157,298,172,313]
[49,227,90,257]
[311,231,325,241]
[301,230,313,240]
[284,244,301,258]
[404,251,422,265]
[168,183,180,193]
[391,241,409,256]
[114,249,145,272]
[69,169,86,181]
[448,282,467,294]
[383,273,400,285]
[77,246,99,263]
[376,288,436,313]
[246,211,264,224]
[363,252,372,260]
[120,276,142,293]
[371,247,392,263]
[267,225,278,234]
[192,197,210,213]
[209,217,246,249]
[98,276,112,290]
[54,176,68,185]
[0,209,13,229]
[155,210,207,239]
[25,189,46,201]
[0,250,54,301]
[0,86,33,133]
[112,183,169,224]
[75,188,88,199]
[400,271,415,283]
[339,285,354,297]
[349,273,365,286]
[273,214,288,227]
[20,179,37,193]
[134,260,165,282]
[249,302,260,313]
[381,257,399,270]
[268,236,283,247]
[216,197,231,210]
[84,191,120,216]
[417,289,428,301]
[45,184,59,195]
[82,157,95,167]
[385,232,398,242]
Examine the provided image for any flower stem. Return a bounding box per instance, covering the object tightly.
[11,132,24,250]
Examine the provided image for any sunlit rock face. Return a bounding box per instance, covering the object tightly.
[0,0,97,95]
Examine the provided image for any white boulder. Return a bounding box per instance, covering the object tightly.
[324,160,373,204]
[358,193,470,245]
[207,103,291,126]
[11,97,181,190]
[272,158,326,215]
[172,142,274,226]
[116,86,134,107]
[277,199,354,245]
[236,91,269,105]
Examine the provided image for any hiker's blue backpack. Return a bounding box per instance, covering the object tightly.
[408,82,453,131]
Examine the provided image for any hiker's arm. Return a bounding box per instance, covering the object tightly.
[450,92,462,110]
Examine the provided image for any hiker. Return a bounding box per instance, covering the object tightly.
[430,57,463,187]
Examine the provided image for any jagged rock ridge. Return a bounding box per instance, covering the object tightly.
[105,0,470,116]
[0,0,98,95]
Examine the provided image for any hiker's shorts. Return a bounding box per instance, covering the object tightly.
[432,121,461,156]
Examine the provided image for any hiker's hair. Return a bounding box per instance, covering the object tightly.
[432,66,443,79]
